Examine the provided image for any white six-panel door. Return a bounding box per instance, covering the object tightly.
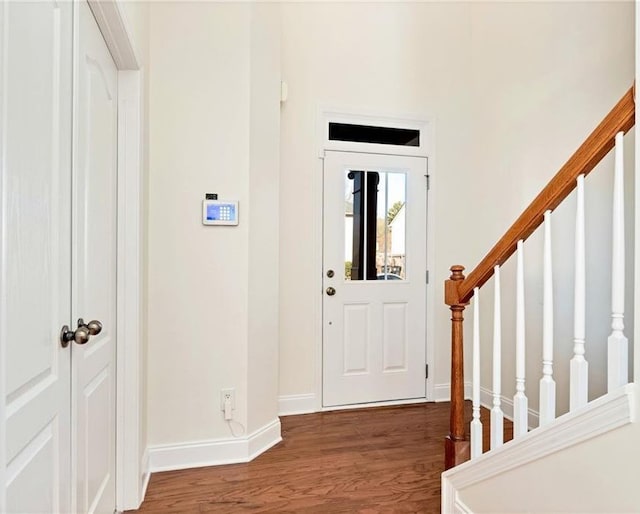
[323,151,427,407]
[1,2,118,513]
[1,2,73,512]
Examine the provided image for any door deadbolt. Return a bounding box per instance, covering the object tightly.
[326,269,335,278]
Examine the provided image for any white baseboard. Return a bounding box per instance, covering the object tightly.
[248,418,282,458]
[148,418,282,473]
[430,382,540,429]
[434,381,472,402]
[479,386,539,430]
[442,383,636,510]
[278,393,317,416]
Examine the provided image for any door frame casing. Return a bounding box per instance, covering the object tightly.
[315,108,436,410]
[87,1,146,510]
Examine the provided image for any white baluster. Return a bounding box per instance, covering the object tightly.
[471,287,482,459]
[513,240,528,437]
[539,210,556,426]
[608,132,628,391]
[570,175,588,410]
[491,266,504,449]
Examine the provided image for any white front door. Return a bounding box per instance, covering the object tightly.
[1,2,73,512]
[72,3,118,512]
[323,151,428,407]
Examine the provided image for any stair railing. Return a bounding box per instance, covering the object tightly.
[444,86,635,469]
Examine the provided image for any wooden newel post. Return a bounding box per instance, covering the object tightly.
[444,265,470,469]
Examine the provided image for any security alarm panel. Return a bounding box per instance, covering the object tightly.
[202,200,239,226]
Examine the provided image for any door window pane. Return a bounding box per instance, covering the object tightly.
[345,170,406,281]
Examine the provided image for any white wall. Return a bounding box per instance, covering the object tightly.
[147,2,280,448]
[466,1,635,420]
[278,1,474,399]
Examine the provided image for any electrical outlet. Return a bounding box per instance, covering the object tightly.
[220,388,235,411]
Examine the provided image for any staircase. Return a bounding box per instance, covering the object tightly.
[441,87,639,513]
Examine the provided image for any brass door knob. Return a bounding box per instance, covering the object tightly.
[326,287,336,296]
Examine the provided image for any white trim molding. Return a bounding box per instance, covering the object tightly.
[441,384,636,513]
[87,1,145,510]
[116,69,145,511]
[148,419,282,473]
[140,449,151,505]
[442,481,475,514]
[453,494,474,514]
[88,0,140,70]
[319,109,432,158]
[278,394,317,416]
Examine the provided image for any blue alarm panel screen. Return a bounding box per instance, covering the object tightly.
[207,203,236,221]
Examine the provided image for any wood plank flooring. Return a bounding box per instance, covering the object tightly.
[133,402,512,513]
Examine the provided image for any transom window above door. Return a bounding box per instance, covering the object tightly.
[321,112,430,157]
[329,122,420,147]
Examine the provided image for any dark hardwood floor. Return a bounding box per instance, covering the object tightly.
[133,402,512,513]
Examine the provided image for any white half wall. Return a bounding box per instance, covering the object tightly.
[447,385,639,514]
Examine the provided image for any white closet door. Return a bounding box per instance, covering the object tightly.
[1,2,73,513]
[71,3,118,513]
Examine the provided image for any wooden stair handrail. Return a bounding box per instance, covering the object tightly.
[443,85,635,470]
[457,87,635,305]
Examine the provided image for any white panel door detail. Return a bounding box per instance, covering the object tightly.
[1,2,73,513]
[72,3,118,513]
[323,151,427,407]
